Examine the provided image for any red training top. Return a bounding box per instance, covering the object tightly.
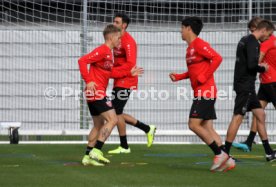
[112,31,138,89]
[78,44,114,102]
[174,37,222,98]
[260,35,276,84]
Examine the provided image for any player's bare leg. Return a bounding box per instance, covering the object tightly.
[108,114,131,154]
[87,116,104,147]
[232,100,268,152]
[252,108,276,161]
[89,109,118,163]
[123,113,137,125]
[82,116,105,166]
[224,114,244,154]
[202,120,223,147]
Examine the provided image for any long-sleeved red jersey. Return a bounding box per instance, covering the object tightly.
[260,35,276,84]
[78,44,113,101]
[174,37,222,98]
[112,32,138,89]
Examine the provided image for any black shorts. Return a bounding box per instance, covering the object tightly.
[257,83,276,106]
[112,87,131,115]
[87,97,114,116]
[189,98,217,120]
[234,91,262,115]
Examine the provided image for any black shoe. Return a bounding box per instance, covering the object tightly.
[266,151,276,162]
[241,140,256,145]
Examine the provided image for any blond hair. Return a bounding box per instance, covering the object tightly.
[103,24,121,40]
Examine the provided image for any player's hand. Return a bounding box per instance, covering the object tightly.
[169,73,177,82]
[260,63,269,72]
[86,81,97,93]
[131,66,144,76]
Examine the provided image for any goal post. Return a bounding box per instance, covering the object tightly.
[1,0,276,144]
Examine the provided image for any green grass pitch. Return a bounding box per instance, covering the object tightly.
[0,144,275,187]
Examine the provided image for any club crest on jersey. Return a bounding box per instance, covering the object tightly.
[114,44,122,55]
[104,60,113,70]
[106,101,112,107]
[190,48,195,56]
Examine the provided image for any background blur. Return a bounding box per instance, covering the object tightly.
[1,0,276,143]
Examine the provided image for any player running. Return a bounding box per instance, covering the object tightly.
[78,24,143,166]
[108,13,156,154]
[169,17,229,172]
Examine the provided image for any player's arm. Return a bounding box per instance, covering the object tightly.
[195,44,222,84]
[111,66,144,78]
[247,39,266,73]
[169,72,189,82]
[78,49,103,84]
[259,52,265,64]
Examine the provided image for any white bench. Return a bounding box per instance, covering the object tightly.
[0,122,21,144]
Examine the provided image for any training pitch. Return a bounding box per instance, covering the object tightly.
[0,144,275,187]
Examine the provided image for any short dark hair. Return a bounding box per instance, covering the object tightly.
[247,17,263,30]
[103,24,121,40]
[114,12,130,28]
[256,19,275,31]
[182,17,203,36]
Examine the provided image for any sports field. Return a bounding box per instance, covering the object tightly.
[0,144,275,187]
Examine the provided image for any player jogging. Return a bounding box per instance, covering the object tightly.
[78,24,142,166]
[108,13,156,154]
[169,17,230,172]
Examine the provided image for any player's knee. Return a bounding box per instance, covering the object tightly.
[93,125,101,131]
[255,110,266,124]
[108,116,118,127]
[188,122,196,132]
[259,113,266,124]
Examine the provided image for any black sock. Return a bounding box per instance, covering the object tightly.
[262,139,273,155]
[224,141,232,155]
[135,120,150,133]
[245,131,256,147]
[208,141,221,155]
[219,145,226,152]
[94,140,104,150]
[85,146,93,155]
[120,136,129,149]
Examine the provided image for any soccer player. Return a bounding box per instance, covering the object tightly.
[233,19,276,153]
[108,13,156,154]
[78,24,143,166]
[247,17,263,33]
[169,17,229,172]
[231,17,262,152]
[224,20,276,163]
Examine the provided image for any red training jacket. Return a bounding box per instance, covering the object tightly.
[112,32,138,89]
[174,37,222,98]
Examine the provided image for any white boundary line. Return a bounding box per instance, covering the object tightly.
[0,141,276,145]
